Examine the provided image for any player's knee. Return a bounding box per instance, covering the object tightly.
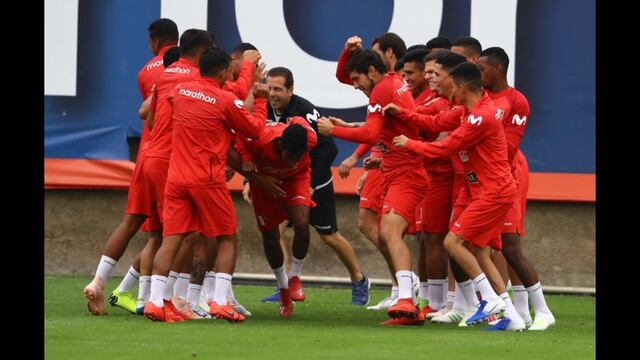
[319,232,339,246]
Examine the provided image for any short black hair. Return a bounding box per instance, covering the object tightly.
[372,32,407,60]
[407,44,429,52]
[148,18,179,45]
[345,50,387,75]
[452,37,482,56]
[267,67,294,88]
[163,46,180,67]
[401,49,430,69]
[179,29,215,57]
[280,123,308,158]
[199,47,231,77]
[435,51,468,72]
[480,47,510,74]
[232,42,258,54]
[449,62,483,91]
[426,36,452,50]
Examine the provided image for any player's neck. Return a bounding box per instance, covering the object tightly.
[488,78,509,93]
[464,92,483,110]
[412,84,427,99]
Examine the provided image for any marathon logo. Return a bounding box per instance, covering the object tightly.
[396,82,410,96]
[177,88,217,104]
[165,67,191,74]
[466,172,479,184]
[146,60,163,71]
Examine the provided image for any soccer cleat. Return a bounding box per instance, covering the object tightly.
[417,297,429,309]
[208,301,245,322]
[484,316,526,331]
[458,308,481,327]
[143,301,185,323]
[199,300,210,313]
[108,289,138,314]
[83,278,106,316]
[189,305,212,320]
[367,296,398,310]
[288,276,306,302]
[135,298,146,315]
[528,312,556,331]
[419,305,436,318]
[229,298,252,317]
[427,301,452,319]
[432,308,465,323]
[279,288,293,318]
[380,311,426,326]
[387,298,420,319]
[351,274,371,305]
[165,299,191,321]
[520,312,533,328]
[465,299,506,326]
[261,288,281,303]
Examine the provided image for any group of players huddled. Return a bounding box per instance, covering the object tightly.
[82,18,555,330]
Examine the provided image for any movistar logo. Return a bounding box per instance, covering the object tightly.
[306,109,320,123]
[512,114,527,126]
[367,104,382,114]
[467,115,483,125]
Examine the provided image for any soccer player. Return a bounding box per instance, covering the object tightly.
[236,117,318,318]
[426,36,452,50]
[143,47,267,323]
[477,47,555,330]
[83,18,179,316]
[451,37,482,64]
[318,50,429,325]
[392,62,526,331]
[254,66,370,305]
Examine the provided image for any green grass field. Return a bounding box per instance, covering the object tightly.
[45,275,595,360]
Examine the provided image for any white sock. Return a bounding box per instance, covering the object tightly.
[458,280,479,309]
[526,282,552,315]
[447,291,456,305]
[94,255,117,284]
[137,276,151,303]
[442,279,449,304]
[391,286,399,300]
[202,271,216,301]
[116,266,140,292]
[227,284,237,302]
[273,265,289,289]
[395,271,414,299]
[187,284,202,307]
[419,282,429,300]
[213,273,232,306]
[427,279,446,310]
[512,285,530,319]
[150,275,167,307]
[173,273,190,301]
[164,271,179,300]
[472,274,500,304]
[500,292,523,322]
[288,256,305,278]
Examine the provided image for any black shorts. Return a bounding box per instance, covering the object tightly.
[310,178,338,235]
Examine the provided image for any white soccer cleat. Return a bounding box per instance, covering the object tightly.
[528,312,556,331]
[229,298,252,317]
[431,308,465,323]
[366,296,398,310]
[427,301,452,319]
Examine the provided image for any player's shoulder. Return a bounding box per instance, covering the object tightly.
[509,87,530,108]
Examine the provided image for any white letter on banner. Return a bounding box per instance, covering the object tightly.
[45,0,79,96]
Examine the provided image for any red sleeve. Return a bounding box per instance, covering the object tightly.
[336,49,353,85]
[233,136,255,162]
[331,86,388,144]
[223,61,254,99]
[397,106,465,133]
[252,97,267,120]
[149,86,158,113]
[504,96,530,162]
[224,95,266,140]
[354,144,372,158]
[404,112,489,159]
[137,73,146,100]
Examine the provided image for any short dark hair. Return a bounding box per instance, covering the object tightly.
[401,49,430,69]
[281,123,308,158]
[435,51,468,72]
[372,32,407,60]
[480,47,510,74]
[232,42,258,54]
[162,46,181,67]
[426,36,452,50]
[148,18,179,45]
[199,47,231,77]
[345,50,387,75]
[267,67,294,88]
[407,44,429,52]
[452,37,482,56]
[179,29,215,56]
[449,62,483,91]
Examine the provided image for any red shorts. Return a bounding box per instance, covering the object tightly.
[162,181,237,237]
[125,157,155,217]
[501,196,522,234]
[250,172,314,232]
[140,212,162,232]
[141,157,169,221]
[359,168,385,214]
[381,168,429,235]
[513,152,529,237]
[450,198,513,250]
[416,171,454,233]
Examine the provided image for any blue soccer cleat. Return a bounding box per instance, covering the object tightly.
[261,288,280,302]
[352,274,371,305]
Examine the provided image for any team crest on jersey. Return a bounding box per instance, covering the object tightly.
[306,109,320,123]
[367,104,382,114]
[467,114,483,125]
[512,114,527,126]
[376,142,387,153]
[495,108,505,120]
[234,99,244,109]
[466,172,479,184]
[458,150,469,162]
